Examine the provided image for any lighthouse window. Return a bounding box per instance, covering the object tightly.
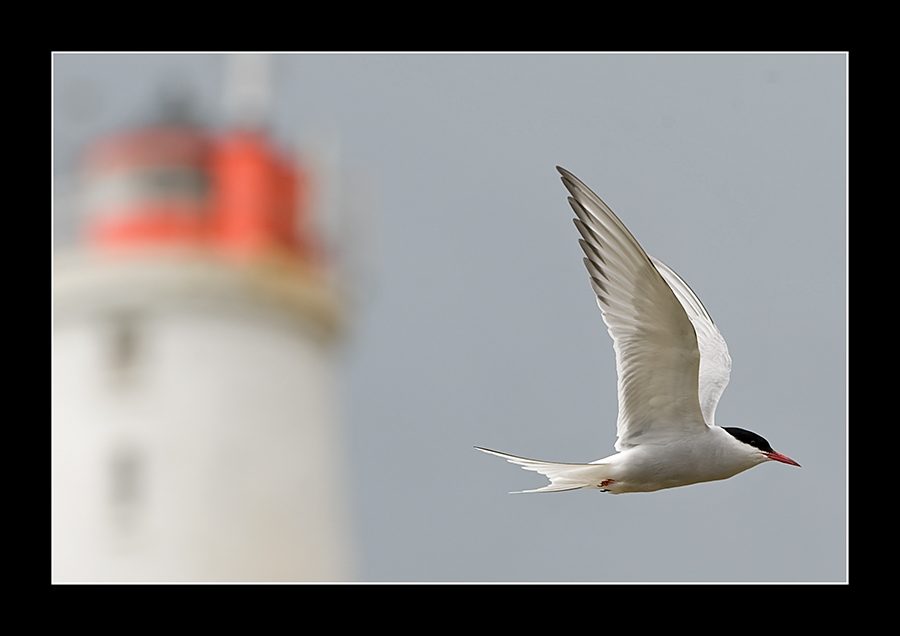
[108,312,142,387]
[110,447,142,508]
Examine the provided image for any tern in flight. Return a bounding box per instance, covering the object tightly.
[476,167,799,494]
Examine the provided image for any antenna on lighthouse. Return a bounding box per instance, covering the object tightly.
[224,53,271,129]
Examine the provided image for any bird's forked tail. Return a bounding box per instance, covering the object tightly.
[474,447,610,493]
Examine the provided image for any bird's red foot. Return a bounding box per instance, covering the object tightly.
[599,479,616,492]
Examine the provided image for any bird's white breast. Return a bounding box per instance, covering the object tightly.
[601,427,764,493]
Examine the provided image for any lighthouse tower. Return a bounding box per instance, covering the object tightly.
[52,65,353,581]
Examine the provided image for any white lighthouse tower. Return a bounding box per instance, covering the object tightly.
[52,58,354,582]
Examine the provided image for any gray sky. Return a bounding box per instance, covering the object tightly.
[53,52,847,582]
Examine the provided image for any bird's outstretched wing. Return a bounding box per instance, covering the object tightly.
[558,167,708,449]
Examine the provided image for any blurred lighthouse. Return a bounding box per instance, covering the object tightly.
[52,56,354,582]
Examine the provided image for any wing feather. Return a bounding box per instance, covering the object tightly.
[558,167,709,449]
[649,256,731,426]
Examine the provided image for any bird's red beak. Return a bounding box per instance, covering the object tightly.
[764,451,801,467]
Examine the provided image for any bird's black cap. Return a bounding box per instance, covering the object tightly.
[723,427,775,454]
